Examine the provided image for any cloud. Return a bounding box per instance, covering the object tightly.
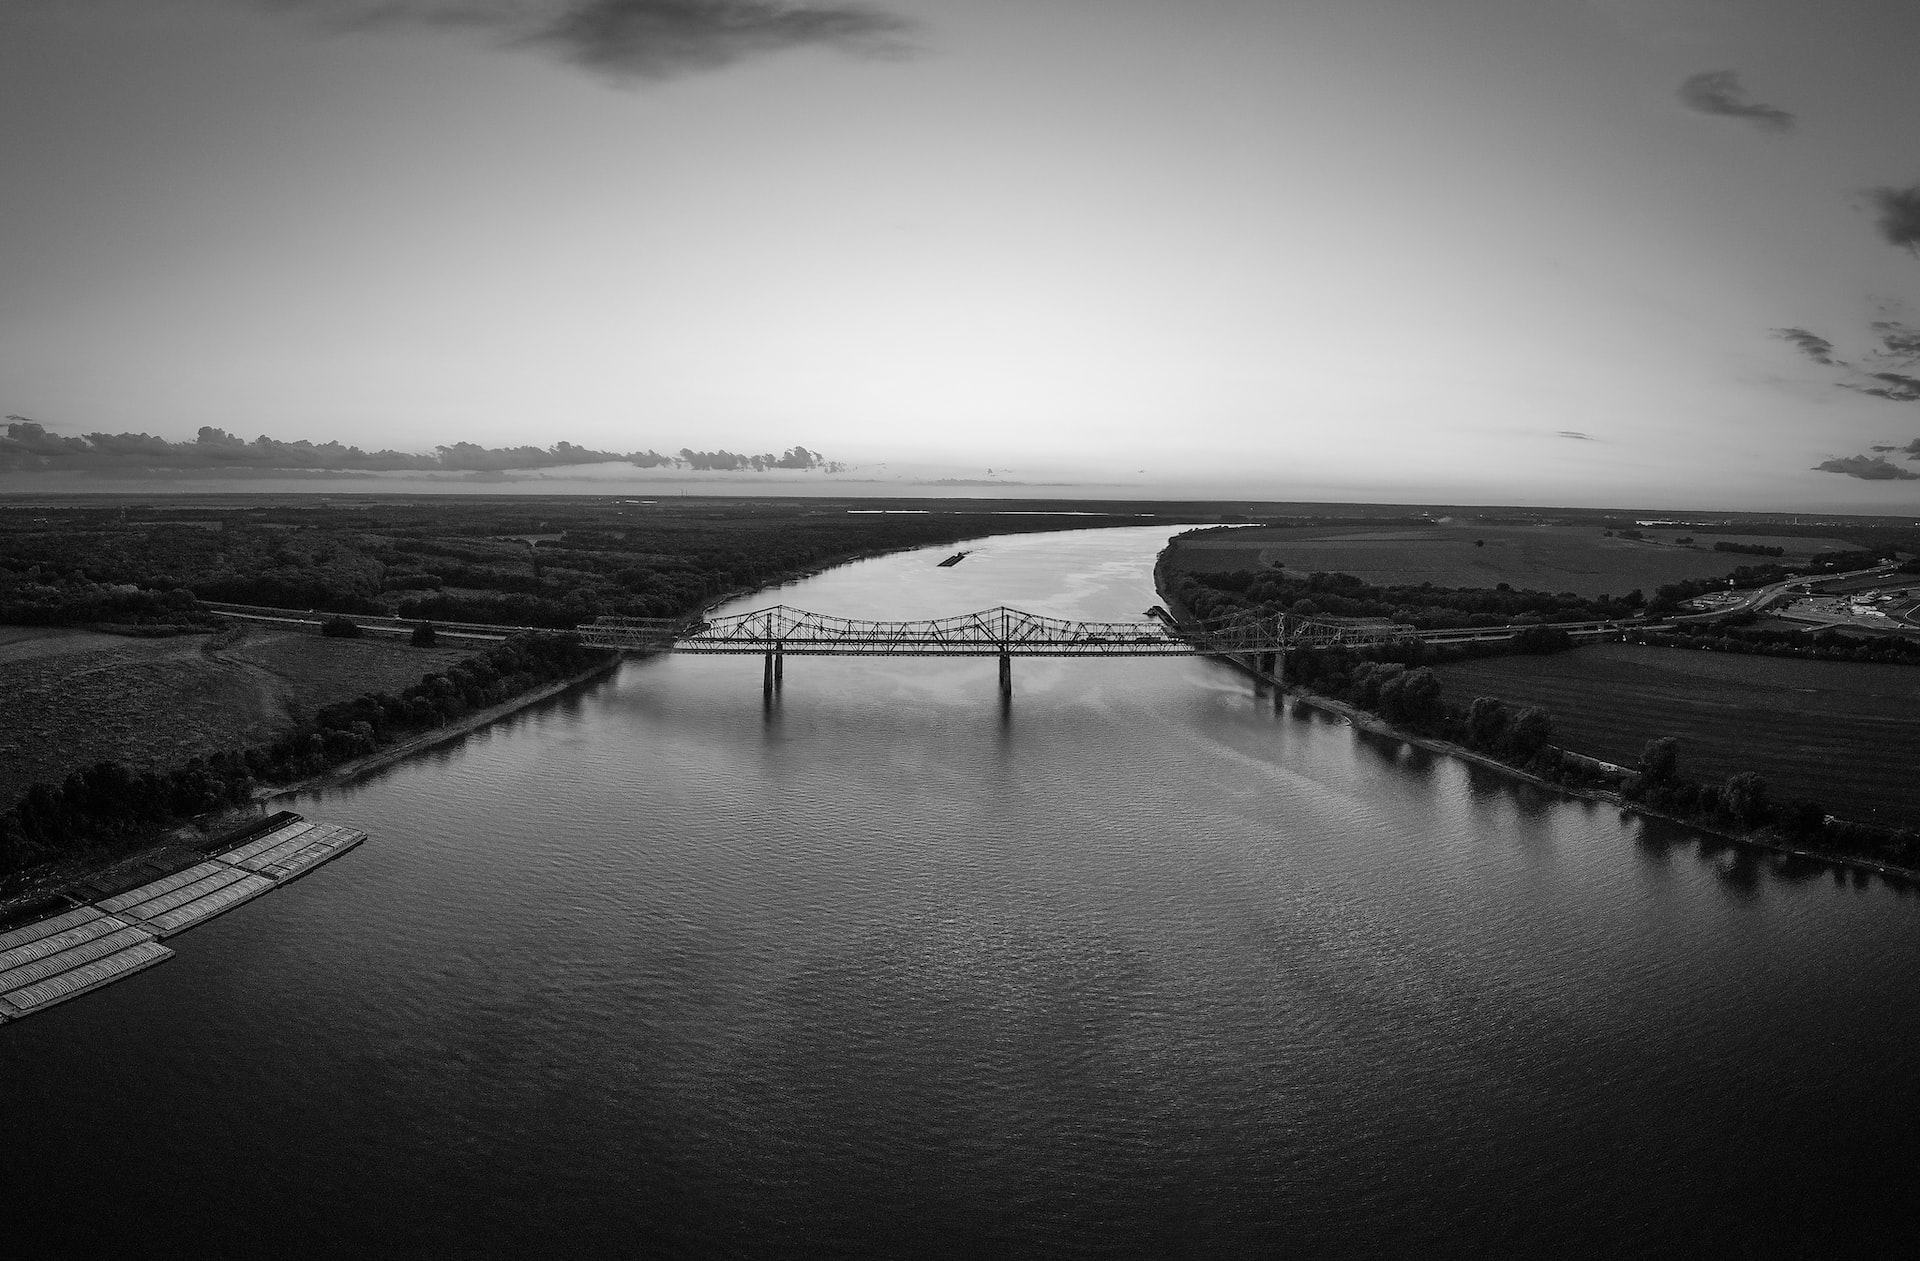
[1775,327,1841,366]
[1843,371,1920,403]
[253,0,918,80]
[1557,430,1593,440]
[532,0,916,79]
[1813,454,1920,480]
[1866,184,1920,257]
[1774,323,1920,402]
[1678,71,1794,132]
[1870,320,1920,363]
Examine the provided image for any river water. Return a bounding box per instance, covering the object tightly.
[6,525,1919,1256]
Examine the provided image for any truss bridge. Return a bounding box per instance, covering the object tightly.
[580,605,1415,696]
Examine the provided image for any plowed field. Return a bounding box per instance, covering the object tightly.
[1169,524,1858,598]
[1433,644,1920,828]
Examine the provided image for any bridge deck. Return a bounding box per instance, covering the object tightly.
[581,604,1629,655]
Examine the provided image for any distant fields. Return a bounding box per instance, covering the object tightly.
[1171,524,1859,598]
[1433,644,1920,829]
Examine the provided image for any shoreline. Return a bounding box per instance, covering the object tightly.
[1152,542,1920,886]
[0,534,1003,914]
[2,539,946,909]
[258,655,626,801]
[0,655,627,918]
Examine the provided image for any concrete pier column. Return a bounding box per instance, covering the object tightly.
[1258,651,1275,677]
[763,651,775,697]
[774,646,784,688]
[998,650,1012,697]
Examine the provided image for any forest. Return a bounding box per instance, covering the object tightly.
[0,497,1159,629]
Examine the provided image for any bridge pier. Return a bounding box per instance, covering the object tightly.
[998,650,1012,697]
[763,650,779,697]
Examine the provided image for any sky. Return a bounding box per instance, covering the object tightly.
[4,0,1920,509]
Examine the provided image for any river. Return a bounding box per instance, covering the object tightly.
[5,525,1919,1256]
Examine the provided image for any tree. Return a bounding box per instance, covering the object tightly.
[1637,737,1680,784]
[411,621,437,647]
[321,616,362,638]
[1465,696,1509,750]
[1503,706,1554,759]
[1722,771,1771,829]
[1380,666,1443,727]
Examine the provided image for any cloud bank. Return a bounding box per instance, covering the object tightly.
[1677,71,1794,132]
[258,0,918,80]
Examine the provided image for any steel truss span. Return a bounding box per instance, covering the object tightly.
[578,605,1499,656]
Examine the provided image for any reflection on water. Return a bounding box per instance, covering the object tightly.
[5,525,1920,1254]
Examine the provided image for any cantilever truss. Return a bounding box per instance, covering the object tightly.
[580,606,1402,656]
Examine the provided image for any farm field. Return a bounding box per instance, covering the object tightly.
[1432,643,1920,829]
[0,624,469,804]
[1169,523,1860,598]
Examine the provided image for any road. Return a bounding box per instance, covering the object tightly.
[1667,563,1901,624]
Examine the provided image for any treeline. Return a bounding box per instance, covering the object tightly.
[0,417,813,476]
[1714,541,1784,557]
[1278,640,1920,871]
[1622,738,1920,868]
[675,446,834,472]
[0,501,1136,629]
[1628,617,1920,664]
[1169,568,1645,630]
[0,632,608,877]
[0,576,208,628]
[1806,548,1886,571]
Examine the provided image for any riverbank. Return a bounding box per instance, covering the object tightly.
[257,655,624,800]
[1152,549,1920,886]
[0,654,625,916]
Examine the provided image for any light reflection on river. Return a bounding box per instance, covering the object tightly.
[6,525,1919,1256]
